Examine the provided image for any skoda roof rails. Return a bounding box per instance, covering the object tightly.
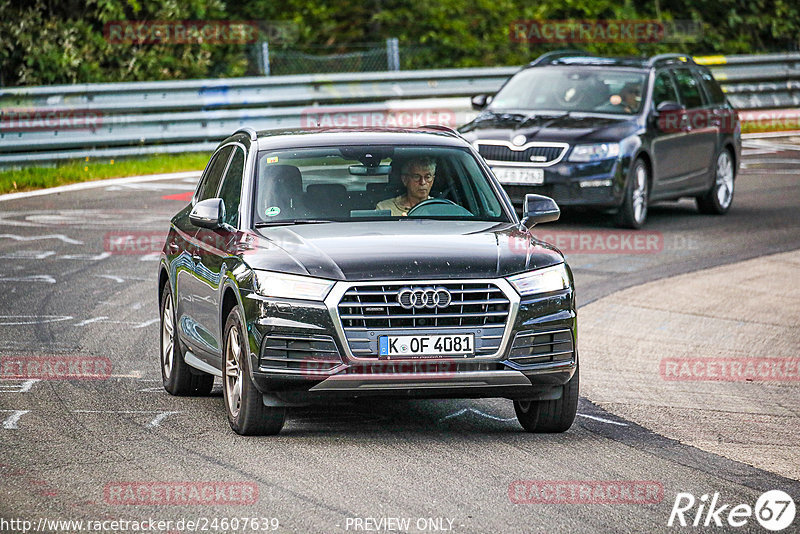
[647,54,694,67]
[528,50,595,67]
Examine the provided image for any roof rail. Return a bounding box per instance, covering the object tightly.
[420,124,460,136]
[647,54,694,67]
[528,49,594,67]
[234,127,258,141]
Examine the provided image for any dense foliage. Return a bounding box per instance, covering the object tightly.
[1,0,798,86]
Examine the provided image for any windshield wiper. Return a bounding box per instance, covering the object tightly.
[254,219,337,227]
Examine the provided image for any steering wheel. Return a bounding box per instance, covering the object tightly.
[554,84,588,109]
[407,198,473,217]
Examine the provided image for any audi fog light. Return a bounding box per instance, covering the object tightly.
[253,271,334,301]
[507,264,570,296]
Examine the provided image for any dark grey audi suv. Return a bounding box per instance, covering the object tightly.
[158,126,578,435]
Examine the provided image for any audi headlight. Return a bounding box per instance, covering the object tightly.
[507,264,570,296]
[568,143,620,162]
[253,271,334,301]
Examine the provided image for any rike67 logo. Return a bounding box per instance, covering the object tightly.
[668,490,795,531]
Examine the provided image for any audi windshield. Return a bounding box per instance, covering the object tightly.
[252,146,510,224]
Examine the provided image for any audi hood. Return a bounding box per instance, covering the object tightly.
[245,220,564,281]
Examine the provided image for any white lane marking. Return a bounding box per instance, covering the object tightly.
[0,234,83,245]
[133,318,159,329]
[105,183,194,191]
[0,379,41,393]
[0,315,72,326]
[0,275,56,284]
[99,275,150,283]
[577,413,629,426]
[146,411,180,428]
[138,386,165,392]
[59,252,111,261]
[74,316,108,327]
[745,140,800,151]
[1,410,30,429]
[0,251,56,260]
[109,371,144,379]
[438,408,517,423]
[438,408,630,427]
[0,171,202,203]
[71,410,180,428]
[139,252,161,262]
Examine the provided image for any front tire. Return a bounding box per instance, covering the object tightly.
[223,307,285,436]
[160,284,214,396]
[696,148,735,214]
[615,158,649,229]
[514,364,579,433]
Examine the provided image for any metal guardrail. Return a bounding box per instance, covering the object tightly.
[1,53,798,166]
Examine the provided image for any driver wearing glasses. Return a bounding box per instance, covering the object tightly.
[375,157,436,216]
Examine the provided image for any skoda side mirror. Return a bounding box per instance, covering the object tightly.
[471,94,493,110]
[656,101,684,114]
[521,194,560,228]
[190,198,224,229]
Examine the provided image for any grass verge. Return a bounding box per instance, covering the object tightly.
[0,152,210,195]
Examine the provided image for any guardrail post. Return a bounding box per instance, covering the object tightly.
[386,37,400,71]
[261,41,271,76]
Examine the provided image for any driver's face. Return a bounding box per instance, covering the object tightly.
[622,88,641,108]
[401,163,435,202]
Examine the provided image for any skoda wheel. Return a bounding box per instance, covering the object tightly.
[160,283,214,396]
[223,306,285,436]
[615,158,649,229]
[696,148,735,215]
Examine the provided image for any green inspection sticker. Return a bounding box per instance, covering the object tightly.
[264,206,281,217]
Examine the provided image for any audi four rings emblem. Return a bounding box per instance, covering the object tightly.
[397,287,452,309]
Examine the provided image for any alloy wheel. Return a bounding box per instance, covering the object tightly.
[161,297,174,378]
[715,151,734,209]
[225,325,243,418]
[632,163,648,223]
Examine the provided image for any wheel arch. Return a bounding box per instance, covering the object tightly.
[158,262,170,302]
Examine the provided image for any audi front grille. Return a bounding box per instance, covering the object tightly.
[330,281,515,359]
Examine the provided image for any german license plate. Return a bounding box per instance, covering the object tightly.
[378,334,475,359]
[493,167,545,185]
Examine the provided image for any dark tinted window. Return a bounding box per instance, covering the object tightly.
[218,146,245,226]
[698,69,727,105]
[652,71,679,107]
[196,146,233,201]
[673,68,704,109]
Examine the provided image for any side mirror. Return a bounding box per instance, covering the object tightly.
[521,194,560,228]
[471,94,492,110]
[190,198,224,229]
[656,101,684,114]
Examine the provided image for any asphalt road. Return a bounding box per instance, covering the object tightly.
[0,138,799,534]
